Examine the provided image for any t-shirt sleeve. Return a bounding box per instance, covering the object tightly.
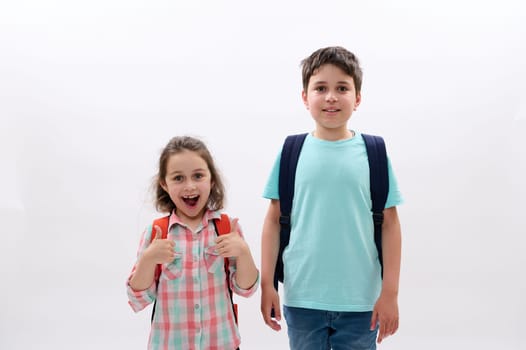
[262,151,281,200]
[385,156,404,208]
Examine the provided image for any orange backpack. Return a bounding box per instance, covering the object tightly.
[150,214,238,324]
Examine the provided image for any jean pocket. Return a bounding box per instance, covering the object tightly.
[161,252,183,280]
[204,246,223,274]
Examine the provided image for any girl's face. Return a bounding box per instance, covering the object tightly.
[161,150,213,227]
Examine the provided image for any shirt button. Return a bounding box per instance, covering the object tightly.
[194,304,200,310]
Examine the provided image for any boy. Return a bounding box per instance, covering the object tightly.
[260,46,403,350]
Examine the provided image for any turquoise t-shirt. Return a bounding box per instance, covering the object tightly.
[262,132,403,312]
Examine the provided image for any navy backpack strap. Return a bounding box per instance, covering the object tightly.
[275,133,308,291]
[362,133,389,277]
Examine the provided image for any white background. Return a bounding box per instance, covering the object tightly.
[1,0,525,349]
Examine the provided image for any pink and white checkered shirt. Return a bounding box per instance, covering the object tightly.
[127,210,258,350]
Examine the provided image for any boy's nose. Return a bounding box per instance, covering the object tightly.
[325,91,337,102]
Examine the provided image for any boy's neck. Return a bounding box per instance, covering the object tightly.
[312,128,355,141]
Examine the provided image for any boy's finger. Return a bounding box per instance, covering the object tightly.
[272,304,281,321]
[263,307,281,331]
[377,321,387,343]
[370,310,378,331]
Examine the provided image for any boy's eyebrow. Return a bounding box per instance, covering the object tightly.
[311,80,352,85]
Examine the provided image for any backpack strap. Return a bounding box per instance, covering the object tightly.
[362,134,389,277]
[213,214,239,325]
[275,133,308,291]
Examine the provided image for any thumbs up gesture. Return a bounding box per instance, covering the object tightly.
[214,218,249,258]
[144,225,176,264]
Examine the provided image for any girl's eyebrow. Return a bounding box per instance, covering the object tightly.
[167,167,207,176]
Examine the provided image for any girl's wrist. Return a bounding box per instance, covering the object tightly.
[139,250,157,267]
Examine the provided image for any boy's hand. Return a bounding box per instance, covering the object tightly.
[370,292,399,343]
[261,285,282,331]
[214,218,249,258]
[144,225,176,264]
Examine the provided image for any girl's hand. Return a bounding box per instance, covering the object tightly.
[143,225,176,264]
[214,218,249,258]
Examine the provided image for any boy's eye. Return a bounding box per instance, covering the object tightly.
[315,86,326,92]
[337,86,349,92]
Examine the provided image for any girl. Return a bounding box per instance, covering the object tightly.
[127,136,259,350]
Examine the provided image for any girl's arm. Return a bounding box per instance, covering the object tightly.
[129,251,157,291]
[371,206,402,343]
[126,225,176,312]
[129,225,176,291]
[216,219,258,290]
[126,226,158,312]
[233,241,259,290]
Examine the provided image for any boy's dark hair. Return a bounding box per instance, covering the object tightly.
[153,136,225,213]
[301,46,363,96]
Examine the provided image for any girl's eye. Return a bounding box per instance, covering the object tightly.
[194,173,204,180]
[174,175,183,182]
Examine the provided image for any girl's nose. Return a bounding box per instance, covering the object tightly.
[185,181,197,190]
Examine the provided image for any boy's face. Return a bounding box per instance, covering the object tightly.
[302,64,361,137]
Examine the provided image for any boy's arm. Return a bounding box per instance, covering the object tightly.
[260,199,283,331]
[371,206,402,343]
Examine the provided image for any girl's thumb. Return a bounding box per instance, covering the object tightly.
[152,225,163,240]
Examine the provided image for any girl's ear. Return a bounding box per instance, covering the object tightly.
[160,179,168,192]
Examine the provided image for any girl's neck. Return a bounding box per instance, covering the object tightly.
[176,210,205,231]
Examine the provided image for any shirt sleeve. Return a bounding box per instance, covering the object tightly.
[262,151,281,200]
[385,156,404,208]
[126,225,157,312]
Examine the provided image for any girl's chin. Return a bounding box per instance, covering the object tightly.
[178,207,206,218]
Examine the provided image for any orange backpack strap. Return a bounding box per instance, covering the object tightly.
[214,213,231,235]
[152,215,170,240]
[213,213,239,325]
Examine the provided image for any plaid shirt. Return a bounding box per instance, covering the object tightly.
[127,210,258,350]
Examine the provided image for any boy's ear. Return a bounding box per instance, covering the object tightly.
[355,93,362,107]
[302,90,309,109]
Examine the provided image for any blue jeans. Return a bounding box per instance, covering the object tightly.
[284,306,378,350]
